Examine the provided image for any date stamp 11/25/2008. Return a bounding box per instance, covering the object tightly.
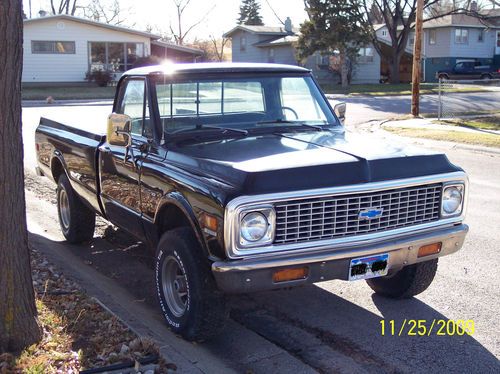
[380,319,475,336]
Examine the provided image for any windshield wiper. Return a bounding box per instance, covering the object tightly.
[256,119,323,131]
[196,124,248,135]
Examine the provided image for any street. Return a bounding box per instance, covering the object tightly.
[334,91,500,125]
[22,102,500,373]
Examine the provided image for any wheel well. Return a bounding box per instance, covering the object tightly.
[51,157,64,182]
[156,203,192,236]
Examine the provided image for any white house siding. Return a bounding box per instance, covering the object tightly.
[23,18,151,83]
[424,28,452,58]
[266,45,297,64]
[230,30,266,63]
[449,27,496,58]
[352,44,381,84]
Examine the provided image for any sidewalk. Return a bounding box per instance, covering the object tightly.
[382,117,500,135]
[375,117,500,155]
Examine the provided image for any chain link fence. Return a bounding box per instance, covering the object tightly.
[436,78,500,120]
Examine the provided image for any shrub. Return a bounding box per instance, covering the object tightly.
[85,69,113,87]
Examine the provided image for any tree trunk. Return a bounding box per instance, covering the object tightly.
[340,52,349,89]
[0,0,41,352]
[389,51,402,84]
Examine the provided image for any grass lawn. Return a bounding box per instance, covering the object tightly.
[439,116,500,131]
[22,86,115,101]
[322,83,487,96]
[384,126,500,148]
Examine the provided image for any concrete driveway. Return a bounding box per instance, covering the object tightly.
[23,103,500,373]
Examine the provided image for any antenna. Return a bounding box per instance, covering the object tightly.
[263,0,284,25]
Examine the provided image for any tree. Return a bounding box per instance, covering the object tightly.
[237,0,264,25]
[81,0,132,26]
[50,0,78,15]
[0,0,41,352]
[296,0,371,88]
[169,0,215,45]
[192,37,231,62]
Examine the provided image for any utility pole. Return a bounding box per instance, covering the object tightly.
[411,0,424,116]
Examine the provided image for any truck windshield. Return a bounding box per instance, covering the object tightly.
[152,74,338,135]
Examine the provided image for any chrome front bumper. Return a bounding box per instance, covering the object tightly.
[212,224,468,293]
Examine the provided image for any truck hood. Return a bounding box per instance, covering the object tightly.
[165,129,461,195]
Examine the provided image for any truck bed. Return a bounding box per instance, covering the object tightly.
[35,117,106,215]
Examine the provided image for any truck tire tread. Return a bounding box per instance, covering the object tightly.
[57,174,96,243]
[155,227,227,342]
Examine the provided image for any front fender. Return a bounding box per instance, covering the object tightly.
[154,191,210,257]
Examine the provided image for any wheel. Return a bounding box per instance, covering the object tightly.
[438,74,448,81]
[366,259,438,299]
[155,227,228,341]
[481,74,492,80]
[56,173,96,243]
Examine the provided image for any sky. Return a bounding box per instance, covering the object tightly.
[23,0,308,41]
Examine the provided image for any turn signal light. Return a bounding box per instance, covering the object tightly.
[418,242,442,258]
[273,267,308,283]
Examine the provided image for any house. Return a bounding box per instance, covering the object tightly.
[420,11,500,81]
[375,8,500,82]
[223,18,382,85]
[23,14,203,84]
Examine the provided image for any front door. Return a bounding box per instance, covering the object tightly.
[99,77,151,239]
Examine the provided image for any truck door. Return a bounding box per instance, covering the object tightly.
[99,77,151,239]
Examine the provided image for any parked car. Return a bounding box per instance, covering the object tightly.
[35,63,469,341]
[436,61,500,80]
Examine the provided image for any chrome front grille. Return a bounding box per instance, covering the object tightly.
[274,183,442,245]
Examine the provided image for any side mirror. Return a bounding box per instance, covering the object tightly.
[334,102,346,125]
[107,113,132,147]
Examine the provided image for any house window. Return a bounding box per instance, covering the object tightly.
[240,36,247,52]
[381,30,387,37]
[497,32,500,47]
[89,42,144,72]
[32,41,75,54]
[429,29,436,45]
[478,29,484,42]
[268,48,275,63]
[455,28,468,44]
[358,47,374,63]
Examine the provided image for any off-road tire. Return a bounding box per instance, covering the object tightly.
[366,259,438,299]
[56,173,96,243]
[155,227,228,341]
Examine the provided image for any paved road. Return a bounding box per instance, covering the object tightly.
[330,91,500,125]
[23,104,500,373]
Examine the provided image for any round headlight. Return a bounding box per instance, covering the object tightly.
[442,186,462,214]
[241,212,268,242]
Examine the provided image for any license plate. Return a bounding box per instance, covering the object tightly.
[349,253,389,281]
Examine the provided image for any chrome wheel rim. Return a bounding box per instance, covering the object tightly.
[162,256,188,317]
[59,189,70,230]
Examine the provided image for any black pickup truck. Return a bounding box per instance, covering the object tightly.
[436,60,500,80]
[35,63,469,341]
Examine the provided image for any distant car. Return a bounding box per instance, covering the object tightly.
[436,61,500,80]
